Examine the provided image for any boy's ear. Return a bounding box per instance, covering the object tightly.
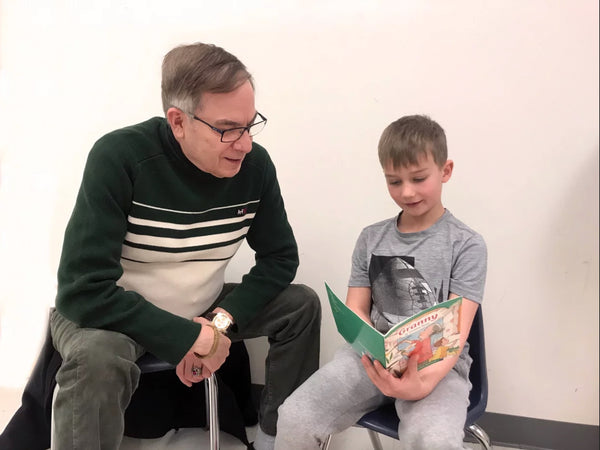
[441,159,454,183]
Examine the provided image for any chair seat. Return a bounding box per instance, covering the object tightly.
[356,404,398,439]
[136,353,175,373]
[356,398,485,440]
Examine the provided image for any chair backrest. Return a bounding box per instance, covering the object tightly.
[465,307,488,425]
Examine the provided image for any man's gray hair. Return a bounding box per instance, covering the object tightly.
[161,42,253,115]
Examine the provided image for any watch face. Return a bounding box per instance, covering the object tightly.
[213,313,231,331]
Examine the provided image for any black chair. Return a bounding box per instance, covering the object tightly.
[322,307,492,450]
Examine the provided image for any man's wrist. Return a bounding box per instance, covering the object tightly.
[205,311,233,334]
[194,324,220,359]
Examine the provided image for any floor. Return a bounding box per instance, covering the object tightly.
[1,386,520,449]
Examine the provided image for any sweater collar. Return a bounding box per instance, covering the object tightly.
[157,117,219,180]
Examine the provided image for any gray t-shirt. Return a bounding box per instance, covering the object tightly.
[349,209,487,333]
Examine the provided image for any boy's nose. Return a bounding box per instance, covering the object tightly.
[401,185,416,199]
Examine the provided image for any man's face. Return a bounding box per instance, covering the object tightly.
[383,153,453,226]
[178,80,256,178]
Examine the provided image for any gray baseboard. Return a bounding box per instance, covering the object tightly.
[252,384,599,450]
[474,412,599,450]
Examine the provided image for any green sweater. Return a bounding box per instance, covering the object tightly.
[55,117,298,364]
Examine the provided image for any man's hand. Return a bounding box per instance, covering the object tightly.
[176,352,211,387]
[190,316,231,373]
[361,353,429,401]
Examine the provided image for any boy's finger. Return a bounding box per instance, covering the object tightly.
[406,353,419,374]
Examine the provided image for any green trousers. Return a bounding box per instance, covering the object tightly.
[50,283,321,449]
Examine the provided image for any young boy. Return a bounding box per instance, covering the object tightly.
[276,115,487,450]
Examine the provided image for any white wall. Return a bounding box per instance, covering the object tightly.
[1,0,598,427]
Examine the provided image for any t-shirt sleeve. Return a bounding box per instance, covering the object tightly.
[449,233,488,304]
[348,228,371,287]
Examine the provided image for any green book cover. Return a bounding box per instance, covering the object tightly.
[325,282,462,376]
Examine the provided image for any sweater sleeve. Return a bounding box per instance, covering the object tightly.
[218,151,299,326]
[55,134,201,365]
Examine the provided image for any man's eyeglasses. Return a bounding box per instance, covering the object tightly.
[191,112,267,143]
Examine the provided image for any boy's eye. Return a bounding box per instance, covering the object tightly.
[413,177,426,183]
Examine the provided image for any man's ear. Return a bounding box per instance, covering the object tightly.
[441,159,454,183]
[166,107,186,139]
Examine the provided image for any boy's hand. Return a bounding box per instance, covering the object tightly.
[361,353,429,401]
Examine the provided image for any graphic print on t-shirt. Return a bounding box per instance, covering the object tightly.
[369,255,437,332]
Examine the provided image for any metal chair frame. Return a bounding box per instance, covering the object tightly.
[321,307,492,450]
[135,353,220,450]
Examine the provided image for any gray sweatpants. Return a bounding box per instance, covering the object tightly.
[276,344,472,450]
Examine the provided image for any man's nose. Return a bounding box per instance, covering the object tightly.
[233,130,253,153]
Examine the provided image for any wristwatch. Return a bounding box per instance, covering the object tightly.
[206,311,233,334]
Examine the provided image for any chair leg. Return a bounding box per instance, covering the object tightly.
[321,429,385,450]
[320,434,332,449]
[206,374,220,450]
[366,430,384,450]
[323,426,489,450]
[466,423,492,450]
[204,379,210,431]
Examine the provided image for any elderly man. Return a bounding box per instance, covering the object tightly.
[50,42,321,450]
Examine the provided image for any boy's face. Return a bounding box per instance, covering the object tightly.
[383,153,453,229]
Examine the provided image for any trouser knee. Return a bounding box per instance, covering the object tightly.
[79,348,139,392]
[397,421,465,450]
[56,328,141,396]
[284,284,322,324]
[277,397,312,436]
[277,395,331,448]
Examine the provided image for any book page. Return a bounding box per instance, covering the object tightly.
[384,297,462,375]
[325,283,386,364]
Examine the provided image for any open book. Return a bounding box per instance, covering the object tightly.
[325,283,462,376]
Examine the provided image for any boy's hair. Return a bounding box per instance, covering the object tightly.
[161,42,254,115]
[378,115,448,169]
